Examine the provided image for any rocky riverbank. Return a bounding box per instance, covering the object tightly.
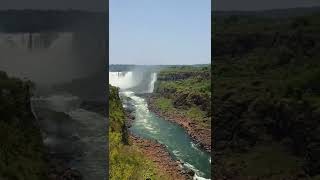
[129,134,193,180]
[47,155,82,180]
[124,104,193,180]
[147,96,211,153]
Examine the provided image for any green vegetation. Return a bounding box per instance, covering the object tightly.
[213,12,320,179]
[153,65,211,127]
[154,97,174,112]
[186,106,206,122]
[216,144,304,180]
[109,85,167,180]
[0,71,47,180]
[109,85,126,133]
[0,10,106,33]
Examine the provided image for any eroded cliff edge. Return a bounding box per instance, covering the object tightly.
[147,66,212,153]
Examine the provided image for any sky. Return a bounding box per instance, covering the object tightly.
[214,0,320,11]
[109,0,211,65]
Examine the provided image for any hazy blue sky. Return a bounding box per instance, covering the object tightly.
[110,0,211,65]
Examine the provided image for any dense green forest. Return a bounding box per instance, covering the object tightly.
[108,85,166,179]
[213,11,320,179]
[153,66,211,128]
[0,71,47,180]
[0,10,106,33]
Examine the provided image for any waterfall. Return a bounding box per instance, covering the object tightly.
[30,97,42,129]
[0,32,82,84]
[148,73,157,93]
[109,71,144,90]
[109,71,157,93]
[0,33,60,50]
[110,72,137,90]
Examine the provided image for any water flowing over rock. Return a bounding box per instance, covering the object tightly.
[109,71,157,93]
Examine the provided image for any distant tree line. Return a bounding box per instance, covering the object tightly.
[0,10,106,33]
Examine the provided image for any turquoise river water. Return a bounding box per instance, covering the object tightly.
[121,91,211,179]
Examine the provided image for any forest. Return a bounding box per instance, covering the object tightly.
[0,10,106,33]
[0,71,47,180]
[213,10,320,179]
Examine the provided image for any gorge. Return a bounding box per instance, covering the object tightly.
[109,69,211,179]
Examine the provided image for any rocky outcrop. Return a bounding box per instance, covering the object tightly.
[130,134,192,180]
[47,157,82,180]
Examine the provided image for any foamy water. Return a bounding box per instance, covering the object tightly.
[31,94,107,180]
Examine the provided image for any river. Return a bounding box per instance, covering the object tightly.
[31,94,107,180]
[110,71,211,179]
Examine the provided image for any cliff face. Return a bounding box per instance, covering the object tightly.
[213,13,320,179]
[148,66,212,151]
[0,71,47,180]
[153,66,211,125]
[157,70,210,82]
[109,85,126,135]
[54,71,108,101]
[155,69,211,114]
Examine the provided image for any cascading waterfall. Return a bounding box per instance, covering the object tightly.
[148,73,157,93]
[0,32,83,85]
[109,72,139,90]
[109,71,154,92]
[0,33,60,50]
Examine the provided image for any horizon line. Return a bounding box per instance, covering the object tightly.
[213,5,320,12]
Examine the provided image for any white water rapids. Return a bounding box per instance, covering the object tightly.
[31,94,107,180]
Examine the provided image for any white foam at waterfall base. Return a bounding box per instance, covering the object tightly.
[109,71,157,92]
[109,71,142,90]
